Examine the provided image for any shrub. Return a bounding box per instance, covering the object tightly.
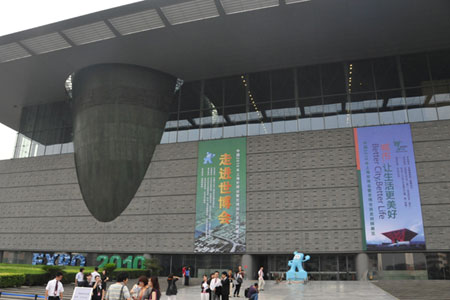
[104,263,117,276]
[41,265,66,281]
[0,273,26,288]
[24,273,48,286]
[143,258,161,276]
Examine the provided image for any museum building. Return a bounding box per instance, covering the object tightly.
[0,0,450,280]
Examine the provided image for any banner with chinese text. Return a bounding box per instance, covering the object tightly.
[194,137,246,253]
[354,124,426,251]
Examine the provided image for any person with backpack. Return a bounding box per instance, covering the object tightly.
[166,274,180,300]
[245,283,258,300]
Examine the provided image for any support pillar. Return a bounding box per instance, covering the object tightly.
[242,254,257,280]
[356,253,369,281]
[72,64,176,222]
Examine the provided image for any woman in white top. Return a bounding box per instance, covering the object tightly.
[200,275,209,300]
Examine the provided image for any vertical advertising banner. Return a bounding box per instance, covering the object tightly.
[354,124,426,251]
[195,137,246,253]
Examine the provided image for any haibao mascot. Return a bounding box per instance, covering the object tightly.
[286,251,310,281]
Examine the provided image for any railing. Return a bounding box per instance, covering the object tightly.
[0,291,45,299]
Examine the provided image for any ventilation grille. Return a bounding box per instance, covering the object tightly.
[285,0,311,4]
[21,32,71,54]
[0,43,31,63]
[161,0,219,25]
[62,21,116,46]
[220,0,279,14]
[109,9,165,35]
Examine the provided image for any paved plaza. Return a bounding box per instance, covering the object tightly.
[0,280,400,300]
[174,280,399,300]
[3,279,450,300]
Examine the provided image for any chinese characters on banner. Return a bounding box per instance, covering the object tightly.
[195,138,246,253]
[354,124,426,251]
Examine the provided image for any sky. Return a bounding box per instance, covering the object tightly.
[0,0,142,159]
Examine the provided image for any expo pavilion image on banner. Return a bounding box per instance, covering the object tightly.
[354,124,426,251]
[194,137,247,253]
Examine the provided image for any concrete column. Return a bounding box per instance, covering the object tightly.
[356,253,369,281]
[242,254,257,280]
[72,64,176,222]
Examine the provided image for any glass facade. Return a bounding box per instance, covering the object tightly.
[368,252,450,280]
[14,101,73,158]
[161,49,450,144]
[13,49,450,158]
[266,254,357,281]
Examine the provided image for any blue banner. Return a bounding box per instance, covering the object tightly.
[354,124,426,250]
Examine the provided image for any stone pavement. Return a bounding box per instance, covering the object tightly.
[173,280,399,300]
[9,279,450,300]
[0,281,397,300]
[373,280,450,300]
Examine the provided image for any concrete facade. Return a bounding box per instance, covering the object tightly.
[72,64,176,222]
[0,120,450,254]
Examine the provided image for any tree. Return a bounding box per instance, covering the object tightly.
[144,258,162,276]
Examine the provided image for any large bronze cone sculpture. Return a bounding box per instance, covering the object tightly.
[72,64,176,222]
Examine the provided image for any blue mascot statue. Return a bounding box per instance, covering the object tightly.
[286,251,310,281]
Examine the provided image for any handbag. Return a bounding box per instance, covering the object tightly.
[214,285,222,295]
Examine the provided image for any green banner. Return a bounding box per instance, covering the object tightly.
[194,137,247,253]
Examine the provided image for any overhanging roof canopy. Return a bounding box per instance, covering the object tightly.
[1,0,450,131]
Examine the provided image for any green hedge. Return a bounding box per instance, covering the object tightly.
[0,266,149,288]
[24,273,48,286]
[21,269,148,286]
[0,273,26,288]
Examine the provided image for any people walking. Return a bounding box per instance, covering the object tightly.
[136,276,149,300]
[102,269,110,290]
[45,272,64,300]
[105,272,132,300]
[148,277,161,300]
[92,275,106,300]
[201,275,210,300]
[130,276,148,300]
[227,269,234,296]
[209,271,222,300]
[234,267,244,297]
[75,268,85,287]
[221,271,230,300]
[258,267,265,292]
[207,273,214,300]
[184,267,190,286]
[91,267,100,284]
[166,274,180,300]
[84,274,93,287]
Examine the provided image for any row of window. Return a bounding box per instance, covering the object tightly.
[13,50,450,157]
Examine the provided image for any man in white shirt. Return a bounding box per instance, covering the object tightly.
[209,271,222,300]
[258,267,265,291]
[45,272,64,300]
[91,267,100,284]
[75,267,85,287]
